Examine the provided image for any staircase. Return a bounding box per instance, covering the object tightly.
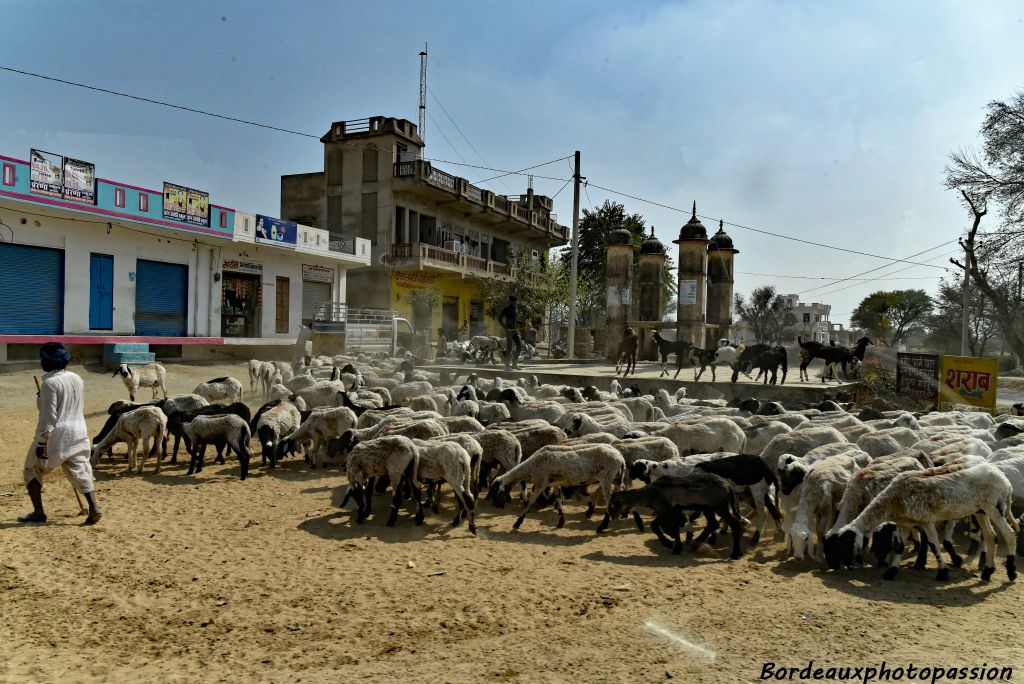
[102,343,156,370]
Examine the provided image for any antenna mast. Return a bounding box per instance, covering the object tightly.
[418,43,428,154]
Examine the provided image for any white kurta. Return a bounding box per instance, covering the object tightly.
[24,369,94,492]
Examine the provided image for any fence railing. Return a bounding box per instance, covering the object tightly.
[464,254,488,271]
[465,183,483,203]
[394,161,415,177]
[427,166,457,192]
[424,244,460,265]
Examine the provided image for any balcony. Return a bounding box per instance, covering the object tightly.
[388,242,546,282]
[391,159,569,245]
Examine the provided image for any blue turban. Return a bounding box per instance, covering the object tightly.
[39,342,70,368]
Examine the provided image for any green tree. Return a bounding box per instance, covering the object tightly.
[479,248,560,330]
[733,285,796,344]
[924,278,998,356]
[851,289,932,347]
[944,89,1024,364]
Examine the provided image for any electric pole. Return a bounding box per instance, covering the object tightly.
[567,150,582,358]
[960,234,973,357]
[418,44,427,154]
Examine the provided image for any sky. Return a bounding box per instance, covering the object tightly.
[2,1,1022,327]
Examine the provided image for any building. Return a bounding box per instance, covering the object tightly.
[279,116,568,339]
[781,293,831,343]
[0,150,370,364]
[673,206,739,348]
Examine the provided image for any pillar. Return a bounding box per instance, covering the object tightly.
[638,225,667,360]
[706,219,739,346]
[604,228,635,360]
[673,202,709,347]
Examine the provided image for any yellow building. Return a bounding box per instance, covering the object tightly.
[279,116,567,340]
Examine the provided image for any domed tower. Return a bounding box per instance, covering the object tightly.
[604,227,635,360]
[638,226,667,360]
[706,220,739,347]
[673,202,709,347]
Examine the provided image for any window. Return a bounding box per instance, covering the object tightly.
[362,145,379,182]
[115,187,125,208]
[814,314,820,323]
[219,211,228,229]
[361,192,378,243]
[802,313,811,324]
[139,193,149,212]
[276,277,290,333]
[2,164,14,186]
[787,299,793,307]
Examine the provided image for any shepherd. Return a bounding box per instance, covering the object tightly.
[19,342,102,525]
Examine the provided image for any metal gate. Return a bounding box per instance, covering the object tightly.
[135,259,188,336]
[0,243,64,334]
[302,281,331,326]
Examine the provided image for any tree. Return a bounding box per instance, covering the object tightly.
[733,285,795,344]
[945,90,1024,364]
[850,290,932,347]
[924,278,998,356]
[480,247,562,333]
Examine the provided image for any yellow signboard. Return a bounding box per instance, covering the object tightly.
[939,355,998,412]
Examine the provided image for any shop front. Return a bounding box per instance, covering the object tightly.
[221,259,262,338]
[301,263,335,326]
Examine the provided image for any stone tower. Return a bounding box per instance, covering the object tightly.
[637,226,667,359]
[673,202,709,347]
[706,220,739,346]
[605,227,635,360]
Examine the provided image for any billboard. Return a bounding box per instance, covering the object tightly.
[896,352,940,406]
[940,355,998,412]
[255,214,297,248]
[30,149,64,198]
[163,182,210,227]
[62,157,97,205]
[679,279,698,305]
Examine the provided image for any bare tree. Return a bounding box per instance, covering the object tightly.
[734,285,795,344]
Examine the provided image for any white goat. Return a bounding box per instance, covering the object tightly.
[113,362,167,402]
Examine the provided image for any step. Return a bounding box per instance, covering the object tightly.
[112,352,157,364]
[106,343,151,354]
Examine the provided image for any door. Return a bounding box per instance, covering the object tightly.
[0,243,64,334]
[89,253,114,330]
[276,277,290,333]
[135,259,188,336]
[301,281,331,326]
[442,296,459,337]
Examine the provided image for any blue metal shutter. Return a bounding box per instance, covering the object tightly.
[0,243,64,334]
[135,259,188,336]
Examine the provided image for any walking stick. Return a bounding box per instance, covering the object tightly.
[34,375,87,515]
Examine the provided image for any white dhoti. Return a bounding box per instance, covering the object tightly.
[23,444,95,494]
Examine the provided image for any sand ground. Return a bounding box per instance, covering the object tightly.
[0,361,1021,683]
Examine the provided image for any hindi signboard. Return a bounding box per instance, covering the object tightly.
[939,355,998,412]
[896,352,940,406]
[163,182,188,223]
[679,279,698,306]
[186,187,210,227]
[254,215,298,248]
[222,259,263,275]
[30,149,64,198]
[61,157,96,205]
[302,264,334,283]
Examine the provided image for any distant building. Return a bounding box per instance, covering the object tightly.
[782,293,832,343]
[279,116,568,339]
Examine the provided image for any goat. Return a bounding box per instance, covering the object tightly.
[113,362,167,402]
[614,327,639,377]
[651,330,693,378]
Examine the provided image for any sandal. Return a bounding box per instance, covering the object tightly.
[83,509,103,525]
[17,511,47,524]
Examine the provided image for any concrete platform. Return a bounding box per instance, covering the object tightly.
[432,359,859,405]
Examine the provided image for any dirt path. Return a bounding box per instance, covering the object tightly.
[0,362,1021,683]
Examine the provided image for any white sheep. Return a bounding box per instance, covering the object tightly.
[90,405,167,474]
[113,362,167,402]
[413,438,477,534]
[742,420,793,456]
[831,461,1019,581]
[193,376,244,403]
[281,406,359,469]
[855,427,922,459]
[655,417,746,456]
[343,435,423,527]
[786,453,869,562]
[255,402,302,468]
[183,414,252,480]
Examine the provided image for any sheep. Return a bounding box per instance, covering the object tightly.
[829,461,1019,581]
[391,381,435,405]
[193,376,244,404]
[855,427,922,459]
[293,381,349,409]
[466,428,523,492]
[255,402,303,468]
[183,414,252,480]
[342,435,424,526]
[786,453,869,562]
[488,443,628,531]
[497,390,566,423]
[694,453,783,545]
[759,426,849,482]
[608,472,745,558]
[611,436,680,471]
[90,406,167,474]
[655,418,746,456]
[742,421,793,456]
[413,438,477,533]
[113,362,167,402]
[166,402,252,464]
[440,416,485,434]
[280,407,359,469]
[286,371,318,393]
[487,421,567,460]
[93,401,167,462]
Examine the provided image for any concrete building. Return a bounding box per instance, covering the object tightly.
[0,150,370,364]
[781,293,832,343]
[279,116,568,339]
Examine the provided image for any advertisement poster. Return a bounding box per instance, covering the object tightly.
[61,157,97,205]
[896,352,940,405]
[30,149,63,198]
[939,355,998,412]
[186,187,210,227]
[163,182,188,223]
[679,279,697,305]
[255,214,297,247]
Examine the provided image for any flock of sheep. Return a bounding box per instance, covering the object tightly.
[92,354,1024,585]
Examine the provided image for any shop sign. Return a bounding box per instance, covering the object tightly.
[302,264,334,283]
[896,352,939,405]
[392,270,439,292]
[222,259,263,275]
[939,355,998,412]
[255,214,298,247]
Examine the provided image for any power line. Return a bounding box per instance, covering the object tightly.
[808,250,959,299]
[585,180,951,269]
[0,65,321,139]
[428,156,572,184]
[428,86,513,194]
[796,241,955,296]
[737,271,945,281]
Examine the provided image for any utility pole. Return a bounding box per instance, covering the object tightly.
[567,150,582,358]
[418,44,427,154]
[961,242,971,357]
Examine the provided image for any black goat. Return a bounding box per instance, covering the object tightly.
[741,346,787,385]
[652,330,693,378]
[689,346,720,381]
[615,327,639,377]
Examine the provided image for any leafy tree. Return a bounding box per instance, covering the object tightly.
[944,89,1024,364]
[924,278,998,356]
[480,248,561,331]
[733,285,796,344]
[851,289,932,347]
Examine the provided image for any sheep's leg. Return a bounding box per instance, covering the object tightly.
[552,492,567,529]
[719,503,744,560]
[214,443,226,465]
[513,479,547,531]
[983,508,1017,582]
[650,515,674,550]
[595,479,614,533]
[940,520,963,568]
[922,522,949,581]
[352,485,369,523]
[126,437,138,474]
[690,510,719,551]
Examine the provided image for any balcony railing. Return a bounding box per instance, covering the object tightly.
[494,195,509,211]
[464,254,488,271]
[511,203,529,220]
[465,183,483,203]
[489,261,510,276]
[424,244,460,265]
[328,236,357,255]
[394,161,415,177]
[427,166,457,192]
[389,242,518,278]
